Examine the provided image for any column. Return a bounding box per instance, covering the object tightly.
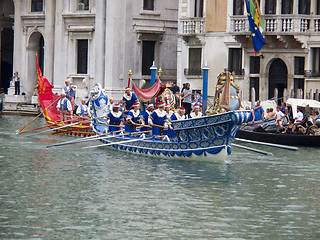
[202,64,209,114]
[276,0,281,15]
[293,0,299,14]
[11,0,22,95]
[94,0,106,88]
[44,0,56,82]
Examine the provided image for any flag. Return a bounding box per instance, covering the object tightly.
[36,55,54,100]
[245,0,265,54]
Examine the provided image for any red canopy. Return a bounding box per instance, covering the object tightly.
[132,77,166,102]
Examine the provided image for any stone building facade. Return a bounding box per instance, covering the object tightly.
[177,0,320,102]
[0,0,178,104]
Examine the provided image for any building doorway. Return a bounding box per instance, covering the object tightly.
[0,0,14,93]
[27,32,44,96]
[268,58,287,102]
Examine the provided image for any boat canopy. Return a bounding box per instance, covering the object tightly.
[132,77,166,102]
[286,98,320,119]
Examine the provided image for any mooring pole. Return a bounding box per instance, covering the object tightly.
[150,61,157,87]
[202,63,209,114]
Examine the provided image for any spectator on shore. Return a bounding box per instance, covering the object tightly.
[181,83,192,116]
[13,72,20,95]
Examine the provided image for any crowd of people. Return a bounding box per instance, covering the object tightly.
[56,81,204,137]
[246,100,320,135]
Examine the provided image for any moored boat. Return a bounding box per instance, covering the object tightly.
[236,98,320,147]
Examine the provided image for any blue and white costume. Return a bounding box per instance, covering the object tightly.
[108,110,123,132]
[122,92,138,111]
[140,110,153,132]
[63,84,77,99]
[149,109,170,135]
[125,109,142,132]
[76,104,89,117]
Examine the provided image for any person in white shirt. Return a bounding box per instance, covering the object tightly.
[189,104,203,118]
[106,98,115,115]
[275,106,285,126]
[171,107,187,121]
[165,104,174,121]
[57,93,72,122]
[76,98,90,120]
[295,108,304,123]
[63,79,77,110]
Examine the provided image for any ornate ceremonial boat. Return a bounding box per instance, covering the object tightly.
[36,57,94,137]
[90,75,251,162]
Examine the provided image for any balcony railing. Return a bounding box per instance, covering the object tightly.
[180,18,205,35]
[230,15,320,34]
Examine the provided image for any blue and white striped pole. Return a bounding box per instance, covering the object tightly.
[150,61,157,87]
[202,64,209,115]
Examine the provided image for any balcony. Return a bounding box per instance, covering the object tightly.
[179,18,205,36]
[230,15,320,35]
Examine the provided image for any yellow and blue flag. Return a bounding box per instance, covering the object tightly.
[245,0,265,54]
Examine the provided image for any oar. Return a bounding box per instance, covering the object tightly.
[83,136,153,149]
[232,143,273,156]
[24,119,91,137]
[46,130,123,148]
[17,97,61,134]
[234,138,298,151]
[16,122,59,134]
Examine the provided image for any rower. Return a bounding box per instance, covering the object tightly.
[171,107,187,121]
[189,104,203,118]
[107,103,124,132]
[125,102,144,133]
[57,92,72,122]
[165,104,174,121]
[141,103,154,132]
[122,87,138,111]
[63,79,77,110]
[294,108,304,123]
[76,98,90,120]
[149,102,172,136]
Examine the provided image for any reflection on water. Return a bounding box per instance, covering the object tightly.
[0,115,320,239]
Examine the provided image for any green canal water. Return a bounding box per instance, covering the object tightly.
[0,115,320,239]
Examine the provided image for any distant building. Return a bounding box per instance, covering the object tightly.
[177,0,320,102]
[0,0,178,103]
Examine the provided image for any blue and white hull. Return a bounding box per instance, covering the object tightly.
[91,110,251,163]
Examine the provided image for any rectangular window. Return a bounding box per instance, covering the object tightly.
[233,0,244,15]
[281,0,293,14]
[194,0,204,17]
[294,78,304,97]
[294,57,305,75]
[143,0,154,11]
[250,56,260,74]
[188,48,202,75]
[249,77,259,101]
[317,1,320,15]
[78,0,89,10]
[299,0,310,14]
[31,0,43,12]
[142,41,155,75]
[228,48,242,75]
[311,48,320,76]
[265,0,276,14]
[77,40,88,74]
